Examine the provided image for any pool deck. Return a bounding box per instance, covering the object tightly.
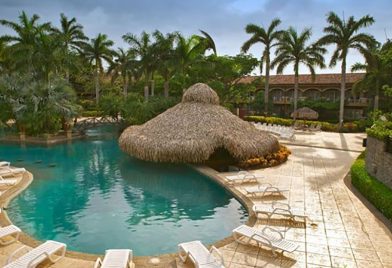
[1,131,392,267]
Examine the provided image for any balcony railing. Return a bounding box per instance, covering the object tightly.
[272,96,292,104]
[345,98,369,107]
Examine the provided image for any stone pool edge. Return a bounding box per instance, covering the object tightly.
[0,166,255,266]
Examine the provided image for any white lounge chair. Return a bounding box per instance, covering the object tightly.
[253,202,312,222]
[0,176,17,186]
[0,161,10,167]
[0,168,26,177]
[0,225,21,246]
[5,240,66,268]
[178,240,225,268]
[94,249,135,268]
[232,225,298,256]
[243,183,289,198]
[224,171,263,184]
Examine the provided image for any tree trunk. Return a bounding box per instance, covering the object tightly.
[374,79,380,111]
[150,79,155,97]
[144,72,149,101]
[123,75,129,97]
[95,68,100,105]
[66,69,70,82]
[264,54,270,115]
[164,80,169,98]
[293,73,299,121]
[339,59,346,129]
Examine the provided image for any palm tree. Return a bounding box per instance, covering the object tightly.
[0,11,51,71]
[174,33,208,89]
[241,19,282,114]
[123,31,155,100]
[51,13,87,81]
[82,33,114,105]
[271,27,326,120]
[108,48,137,97]
[197,30,217,55]
[317,12,376,128]
[153,30,177,97]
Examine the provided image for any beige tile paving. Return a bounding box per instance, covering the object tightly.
[216,132,392,268]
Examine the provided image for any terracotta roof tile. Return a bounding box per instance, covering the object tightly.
[237,73,365,85]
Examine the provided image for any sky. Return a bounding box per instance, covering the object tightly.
[0,0,391,75]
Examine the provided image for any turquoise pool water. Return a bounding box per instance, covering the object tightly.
[0,128,247,256]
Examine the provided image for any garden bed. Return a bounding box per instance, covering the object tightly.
[351,152,392,221]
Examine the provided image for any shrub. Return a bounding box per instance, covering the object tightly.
[81,110,103,117]
[244,116,364,133]
[366,120,392,140]
[238,145,291,169]
[351,152,392,221]
[122,95,179,125]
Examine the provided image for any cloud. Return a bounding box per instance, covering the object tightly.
[0,0,391,74]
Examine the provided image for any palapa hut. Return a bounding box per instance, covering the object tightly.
[291,107,319,120]
[119,83,280,163]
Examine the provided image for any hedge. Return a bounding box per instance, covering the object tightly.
[351,153,392,221]
[80,110,103,117]
[244,116,364,132]
[366,121,392,140]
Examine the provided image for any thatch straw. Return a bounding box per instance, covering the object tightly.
[119,83,280,163]
[291,107,319,120]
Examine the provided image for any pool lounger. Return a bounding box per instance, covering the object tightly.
[94,249,135,268]
[0,176,17,186]
[5,240,66,268]
[0,168,26,177]
[178,240,225,268]
[224,171,263,184]
[243,183,289,197]
[0,161,10,167]
[253,202,312,222]
[232,225,298,256]
[0,225,21,246]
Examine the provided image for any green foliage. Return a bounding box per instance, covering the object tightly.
[0,73,81,135]
[80,110,102,117]
[99,92,125,119]
[244,115,366,132]
[351,153,392,221]
[297,99,339,110]
[366,114,392,140]
[122,95,178,125]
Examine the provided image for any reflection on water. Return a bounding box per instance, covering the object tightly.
[0,128,247,256]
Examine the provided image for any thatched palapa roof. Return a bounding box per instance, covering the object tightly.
[119,83,280,163]
[291,107,319,120]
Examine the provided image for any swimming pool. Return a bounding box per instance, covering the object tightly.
[0,129,247,256]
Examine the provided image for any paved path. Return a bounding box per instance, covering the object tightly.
[281,131,366,152]
[198,133,392,268]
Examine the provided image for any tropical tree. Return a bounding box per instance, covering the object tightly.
[241,18,282,114]
[82,33,114,105]
[123,31,156,100]
[351,46,382,110]
[108,48,138,97]
[174,33,209,89]
[153,30,177,97]
[317,12,376,127]
[271,27,326,120]
[197,30,217,55]
[51,13,87,81]
[0,11,51,72]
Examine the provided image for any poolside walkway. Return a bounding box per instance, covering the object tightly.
[1,131,391,267]
[188,132,392,268]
